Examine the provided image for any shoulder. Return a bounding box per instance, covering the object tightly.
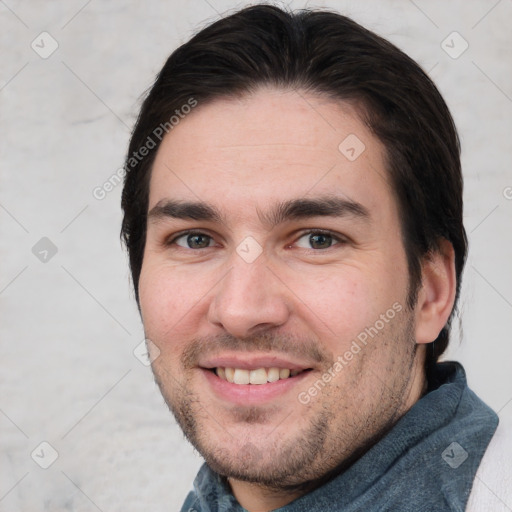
[466,409,512,511]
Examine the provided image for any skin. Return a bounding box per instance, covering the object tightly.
[138,88,456,512]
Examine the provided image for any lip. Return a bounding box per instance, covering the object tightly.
[200,366,312,405]
[199,353,315,372]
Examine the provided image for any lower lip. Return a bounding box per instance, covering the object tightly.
[200,368,311,405]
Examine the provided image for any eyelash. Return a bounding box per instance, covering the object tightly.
[293,229,347,250]
[165,229,347,251]
[166,231,217,249]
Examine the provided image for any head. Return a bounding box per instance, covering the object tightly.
[121,4,466,503]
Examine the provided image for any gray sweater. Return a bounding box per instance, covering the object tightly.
[181,362,498,511]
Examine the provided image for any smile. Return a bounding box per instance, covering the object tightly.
[214,367,308,385]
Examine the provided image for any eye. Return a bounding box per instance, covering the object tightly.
[173,232,215,249]
[294,231,341,250]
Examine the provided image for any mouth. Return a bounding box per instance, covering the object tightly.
[212,366,311,385]
[198,355,316,405]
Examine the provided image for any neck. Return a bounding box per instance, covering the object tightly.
[228,480,303,512]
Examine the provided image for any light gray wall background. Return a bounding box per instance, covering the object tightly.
[1,1,511,510]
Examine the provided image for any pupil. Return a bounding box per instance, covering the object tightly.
[188,234,209,248]
[310,233,331,249]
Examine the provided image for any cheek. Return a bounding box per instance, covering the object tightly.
[139,263,166,330]
[138,262,214,347]
[286,263,405,351]
[286,269,372,341]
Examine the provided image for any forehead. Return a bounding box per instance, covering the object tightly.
[148,88,394,221]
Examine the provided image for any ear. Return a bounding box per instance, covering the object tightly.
[414,239,457,345]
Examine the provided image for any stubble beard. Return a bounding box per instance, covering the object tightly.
[150,313,420,493]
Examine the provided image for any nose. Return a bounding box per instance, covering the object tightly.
[207,254,290,339]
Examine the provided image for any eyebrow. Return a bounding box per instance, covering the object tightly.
[148,200,223,223]
[147,196,370,228]
[260,196,370,227]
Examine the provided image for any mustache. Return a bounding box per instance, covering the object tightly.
[181,331,331,369]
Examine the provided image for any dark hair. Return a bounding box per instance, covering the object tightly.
[121,4,467,374]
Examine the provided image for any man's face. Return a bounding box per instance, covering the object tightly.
[139,89,425,489]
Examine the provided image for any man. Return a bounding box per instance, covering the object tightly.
[120,5,508,511]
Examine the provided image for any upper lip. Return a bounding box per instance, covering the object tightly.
[199,353,316,371]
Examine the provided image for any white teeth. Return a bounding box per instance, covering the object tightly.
[267,367,280,383]
[249,368,267,385]
[215,366,303,384]
[279,368,290,379]
[225,367,235,383]
[233,368,250,385]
